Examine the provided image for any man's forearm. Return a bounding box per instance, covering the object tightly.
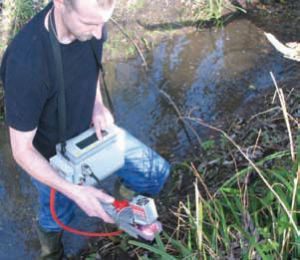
[14,146,77,199]
[93,77,104,111]
[13,145,114,222]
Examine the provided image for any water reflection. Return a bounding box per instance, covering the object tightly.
[107,19,290,159]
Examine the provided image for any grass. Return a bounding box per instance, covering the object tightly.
[182,0,246,27]
[125,76,299,259]
[129,147,299,259]
[127,0,146,12]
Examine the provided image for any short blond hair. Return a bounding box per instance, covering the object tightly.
[65,0,115,10]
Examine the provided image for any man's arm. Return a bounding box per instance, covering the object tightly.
[92,75,114,140]
[9,126,114,223]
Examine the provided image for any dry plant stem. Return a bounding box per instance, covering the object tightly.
[253,129,262,155]
[185,116,300,236]
[194,181,203,252]
[110,17,148,69]
[264,32,300,62]
[179,192,214,245]
[175,203,183,240]
[248,106,280,123]
[270,71,295,162]
[159,88,202,146]
[241,130,262,238]
[191,163,213,201]
[242,130,262,225]
[187,172,216,226]
[287,114,298,126]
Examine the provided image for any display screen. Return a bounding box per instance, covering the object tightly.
[76,131,107,149]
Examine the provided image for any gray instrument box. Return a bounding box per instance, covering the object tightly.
[50,124,125,185]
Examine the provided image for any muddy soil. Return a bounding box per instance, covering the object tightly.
[105,0,300,61]
[248,0,300,43]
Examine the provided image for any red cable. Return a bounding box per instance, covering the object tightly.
[50,188,123,237]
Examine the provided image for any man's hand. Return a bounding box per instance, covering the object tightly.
[92,103,114,140]
[9,119,115,223]
[71,185,115,223]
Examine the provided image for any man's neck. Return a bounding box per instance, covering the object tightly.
[45,8,75,44]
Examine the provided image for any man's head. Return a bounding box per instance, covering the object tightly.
[54,0,115,42]
[64,0,115,11]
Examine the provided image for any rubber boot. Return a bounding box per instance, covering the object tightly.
[114,178,136,201]
[36,224,64,260]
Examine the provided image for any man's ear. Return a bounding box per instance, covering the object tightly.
[53,0,64,9]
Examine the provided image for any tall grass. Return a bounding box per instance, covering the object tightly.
[129,77,299,258]
[183,0,246,27]
[129,145,299,259]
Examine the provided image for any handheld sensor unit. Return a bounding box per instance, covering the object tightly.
[50,124,125,186]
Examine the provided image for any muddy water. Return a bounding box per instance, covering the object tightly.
[0,19,296,258]
[105,20,295,160]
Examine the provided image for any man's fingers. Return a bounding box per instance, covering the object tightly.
[85,198,115,223]
[96,204,115,223]
[94,121,103,140]
[74,186,115,223]
[96,189,115,204]
[105,112,114,126]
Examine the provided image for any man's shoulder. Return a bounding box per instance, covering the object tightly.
[8,6,50,63]
[0,6,54,88]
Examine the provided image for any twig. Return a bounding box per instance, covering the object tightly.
[252,129,262,157]
[191,163,213,201]
[247,106,281,123]
[264,32,300,62]
[158,88,202,147]
[110,17,148,69]
[270,72,295,162]
[185,116,300,237]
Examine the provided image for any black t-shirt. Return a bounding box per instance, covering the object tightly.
[0,3,106,159]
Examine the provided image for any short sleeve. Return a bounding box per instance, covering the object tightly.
[91,23,107,66]
[3,55,48,131]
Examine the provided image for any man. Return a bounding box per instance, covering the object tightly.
[0,0,170,259]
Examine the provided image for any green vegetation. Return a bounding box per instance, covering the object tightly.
[83,85,299,258]
[131,150,299,258]
[182,0,247,27]
[127,0,146,12]
[0,0,48,118]
[123,85,299,259]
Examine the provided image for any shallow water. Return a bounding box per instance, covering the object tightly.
[0,18,297,258]
[105,19,295,159]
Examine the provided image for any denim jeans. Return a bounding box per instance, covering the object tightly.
[32,130,170,232]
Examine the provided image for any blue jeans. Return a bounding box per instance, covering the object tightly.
[32,130,170,232]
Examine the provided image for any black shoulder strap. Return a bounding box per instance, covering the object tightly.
[48,9,114,158]
[90,39,114,114]
[48,9,68,158]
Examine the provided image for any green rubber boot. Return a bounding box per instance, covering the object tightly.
[36,224,64,260]
[114,178,136,201]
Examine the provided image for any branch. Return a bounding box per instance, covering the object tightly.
[264,32,300,62]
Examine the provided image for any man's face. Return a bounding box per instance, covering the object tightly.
[61,0,114,42]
